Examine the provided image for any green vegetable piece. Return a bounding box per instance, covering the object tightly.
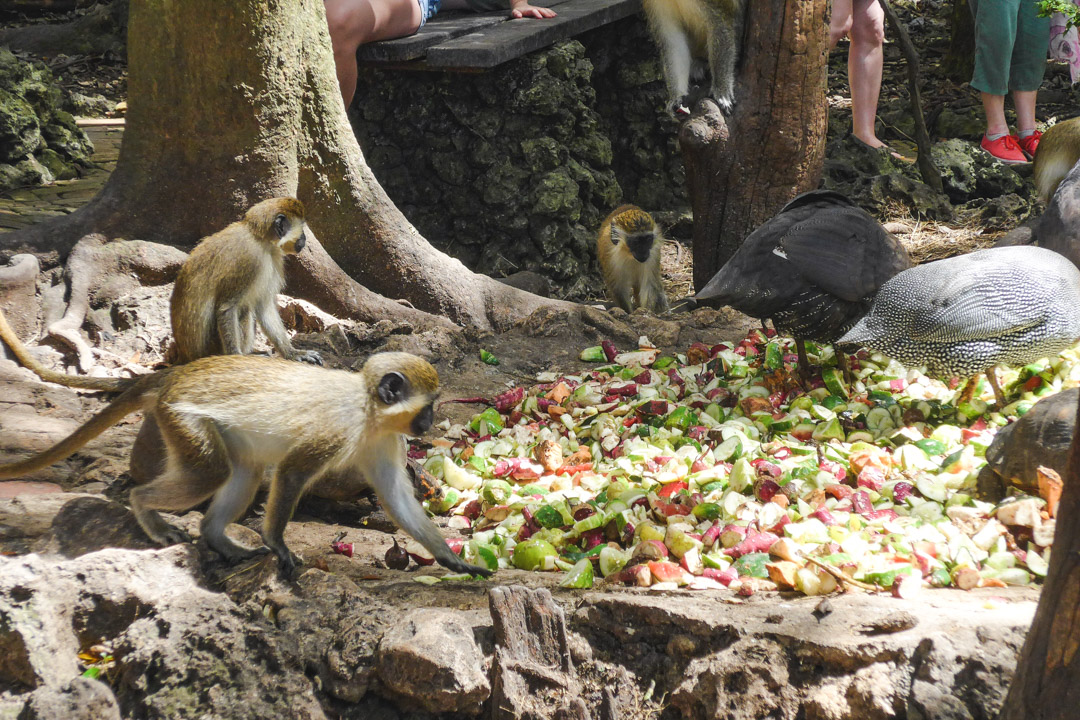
[930,567,952,587]
[559,558,595,588]
[821,367,849,400]
[467,455,489,473]
[764,342,783,370]
[480,349,500,365]
[431,488,460,513]
[867,391,895,406]
[733,552,769,579]
[700,480,726,494]
[940,448,965,472]
[520,484,549,496]
[914,438,947,456]
[728,363,750,379]
[579,346,606,362]
[653,356,677,369]
[572,512,606,535]
[692,502,721,520]
[512,538,558,571]
[81,667,102,680]
[820,394,844,410]
[956,399,988,421]
[482,480,513,506]
[812,417,846,442]
[704,403,723,422]
[599,546,630,577]
[473,543,500,572]
[664,406,694,430]
[534,504,566,529]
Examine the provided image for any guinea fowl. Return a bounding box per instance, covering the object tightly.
[694,189,913,377]
[838,246,1080,407]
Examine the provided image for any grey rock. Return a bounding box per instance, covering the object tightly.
[377,608,490,714]
[19,677,121,720]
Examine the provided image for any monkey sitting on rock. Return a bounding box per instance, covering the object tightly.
[597,205,669,314]
[0,352,491,578]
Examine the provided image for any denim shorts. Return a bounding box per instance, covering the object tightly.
[418,0,441,27]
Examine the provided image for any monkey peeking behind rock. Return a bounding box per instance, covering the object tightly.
[0,352,492,578]
[597,205,670,314]
[642,0,746,116]
[1034,117,1080,204]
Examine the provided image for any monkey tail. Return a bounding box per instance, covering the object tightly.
[0,307,133,392]
[0,372,165,479]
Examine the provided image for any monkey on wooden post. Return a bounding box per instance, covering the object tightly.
[0,352,491,578]
[597,205,670,314]
[642,0,747,115]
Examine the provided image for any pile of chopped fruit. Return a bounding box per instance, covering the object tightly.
[409,330,1074,595]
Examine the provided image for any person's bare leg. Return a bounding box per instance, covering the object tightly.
[1012,89,1038,133]
[325,0,423,106]
[848,0,885,148]
[981,91,1009,136]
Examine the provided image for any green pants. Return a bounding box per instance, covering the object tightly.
[970,0,1050,95]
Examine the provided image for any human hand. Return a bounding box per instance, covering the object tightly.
[511,0,557,19]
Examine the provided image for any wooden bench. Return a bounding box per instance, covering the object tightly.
[357,0,643,71]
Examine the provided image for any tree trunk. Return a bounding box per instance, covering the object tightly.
[942,0,975,83]
[999,394,1080,719]
[681,0,829,291]
[0,0,567,331]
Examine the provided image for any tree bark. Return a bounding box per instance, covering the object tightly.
[999,393,1080,719]
[680,0,829,291]
[942,0,975,83]
[0,0,567,332]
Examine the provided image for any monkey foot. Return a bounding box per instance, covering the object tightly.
[272,549,304,578]
[210,542,270,564]
[294,349,323,366]
[152,526,193,547]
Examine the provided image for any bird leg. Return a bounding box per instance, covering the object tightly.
[985,365,1007,408]
[795,338,813,388]
[836,349,852,385]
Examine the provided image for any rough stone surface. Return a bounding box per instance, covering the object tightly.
[352,16,682,298]
[18,677,122,720]
[0,547,327,720]
[0,48,92,191]
[930,138,1027,203]
[377,608,490,714]
[573,589,1036,720]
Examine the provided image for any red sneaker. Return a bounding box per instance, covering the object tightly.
[1017,130,1042,158]
[981,134,1029,164]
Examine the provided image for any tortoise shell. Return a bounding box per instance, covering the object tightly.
[985,388,1078,494]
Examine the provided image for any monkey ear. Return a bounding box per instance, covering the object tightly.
[377,372,409,404]
[273,214,288,238]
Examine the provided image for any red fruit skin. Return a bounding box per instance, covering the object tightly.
[647,560,685,584]
[851,491,873,515]
[703,567,737,586]
[724,532,780,558]
[857,467,886,491]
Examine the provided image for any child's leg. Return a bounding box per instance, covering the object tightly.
[325,0,424,105]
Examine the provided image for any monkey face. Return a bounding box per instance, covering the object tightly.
[411,403,435,435]
[625,232,657,263]
[375,368,439,436]
[274,214,308,255]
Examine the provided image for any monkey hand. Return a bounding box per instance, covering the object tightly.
[293,349,324,366]
[436,549,495,578]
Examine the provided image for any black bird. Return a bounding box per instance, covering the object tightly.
[695,190,913,376]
